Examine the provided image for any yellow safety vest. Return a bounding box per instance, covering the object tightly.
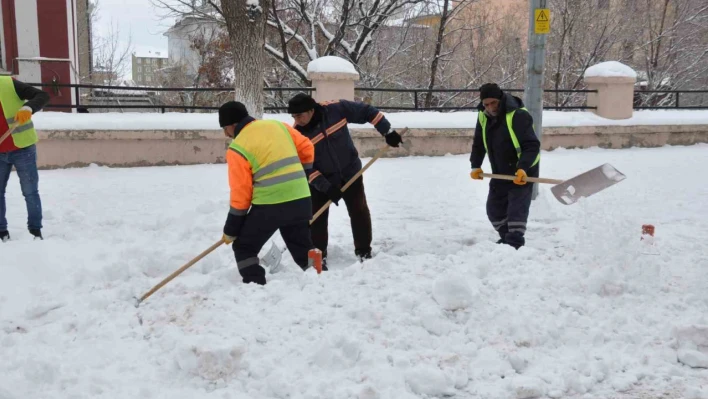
[478,107,540,168]
[229,119,310,205]
[0,76,38,148]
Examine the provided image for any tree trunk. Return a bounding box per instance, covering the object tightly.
[222,0,271,118]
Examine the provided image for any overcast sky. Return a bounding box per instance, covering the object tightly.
[94,0,174,56]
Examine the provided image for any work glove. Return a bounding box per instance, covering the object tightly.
[470,168,484,180]
[14,106,32,125]
[326,183,343,205]
[513,169,527,185]
[385,130,403,148]
[223,211,246,240]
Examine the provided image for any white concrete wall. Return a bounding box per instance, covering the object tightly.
[67,0,78,107]
[14,0,41,82]
[32,125,708,169]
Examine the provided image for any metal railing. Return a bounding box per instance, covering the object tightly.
[353,87,598,111]
[633,89,708,109]
[24,82,708,112]
[25,82,314,112]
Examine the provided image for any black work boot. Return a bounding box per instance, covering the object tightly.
[355,249,372,263]
[29,229,43,240]
[0,231,9,243]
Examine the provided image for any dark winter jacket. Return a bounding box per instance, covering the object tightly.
[294,99,391,193]
[470,93,540,180]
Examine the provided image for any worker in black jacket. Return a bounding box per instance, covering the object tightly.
[287,93,402,267]
[470,83,540,249]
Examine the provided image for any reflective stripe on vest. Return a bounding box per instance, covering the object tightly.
[228,120,310,205]
[478,107,540,168]
[0,76,38,148]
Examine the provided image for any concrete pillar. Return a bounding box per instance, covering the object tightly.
[583,61,637,120]
[307,56,360,102]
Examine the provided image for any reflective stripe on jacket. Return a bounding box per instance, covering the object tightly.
[227,119,315,215]
[0,76,38,149]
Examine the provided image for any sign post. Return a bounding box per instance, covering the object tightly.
[524,0,551,200]
[524,0,550,200]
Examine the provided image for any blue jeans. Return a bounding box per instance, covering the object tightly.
[0,144,42,231]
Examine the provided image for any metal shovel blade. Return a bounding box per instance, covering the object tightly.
[261,240,284,273]
[550,163,626,205]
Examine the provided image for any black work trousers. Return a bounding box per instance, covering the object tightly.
[486,181,533,249]
[310,176,372,259]
[232,197,314,285]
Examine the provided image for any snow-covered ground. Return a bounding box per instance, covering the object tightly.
[1,144,708,399]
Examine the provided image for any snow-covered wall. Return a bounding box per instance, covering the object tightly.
[31,110,708,169]
[31,110,708,131]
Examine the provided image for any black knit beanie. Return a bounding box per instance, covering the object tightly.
[479,83,503,100]
[288,93,317,114]
[219,101,249,127]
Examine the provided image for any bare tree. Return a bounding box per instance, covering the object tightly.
[422,0,476,107]
[92,20,134,86]
[624,0,708,107]
[152,0,427,86]
[545,0,627,107]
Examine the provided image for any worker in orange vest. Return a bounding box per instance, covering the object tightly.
[219,101,321,284]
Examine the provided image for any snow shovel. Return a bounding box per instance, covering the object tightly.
[134,238,226,307]
[478,163,626,205]
[0,123,17,145]
[134,236,283,306]
[309,127,409,223]
[271,127,410,274]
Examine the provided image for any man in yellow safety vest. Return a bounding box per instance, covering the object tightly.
[0,77,50,242]
[470,83,541,249]
[219,101,320,285]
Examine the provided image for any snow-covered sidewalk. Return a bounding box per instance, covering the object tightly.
[1,144,708,399]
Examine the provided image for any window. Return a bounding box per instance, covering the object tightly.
[146,76,152,82]
[137,66,142,73]
[138,74,142,81]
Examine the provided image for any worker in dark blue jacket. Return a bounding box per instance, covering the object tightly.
[287,93,402,267]
[470,83,540,249]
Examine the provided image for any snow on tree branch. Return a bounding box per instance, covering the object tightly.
[246,0,263,22]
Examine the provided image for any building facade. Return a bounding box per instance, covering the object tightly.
[0,0,89,111]
[164,5,221,80]
[131,50,167,85]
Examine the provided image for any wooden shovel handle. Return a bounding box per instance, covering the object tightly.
[480,172,564,185]
[0,123,17,145]
[135,238,226,306]
[310,127,409,224]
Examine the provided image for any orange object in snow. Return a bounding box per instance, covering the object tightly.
[641,224,655,239]
[308,248,323,274]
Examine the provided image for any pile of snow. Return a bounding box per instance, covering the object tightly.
[31,109,708,131]
[2,144,708,398]
[307,56,359,75]
[584,61,637,79]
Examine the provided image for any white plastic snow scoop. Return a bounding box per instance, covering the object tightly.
[260,240,284,272]
[479,163,626,205]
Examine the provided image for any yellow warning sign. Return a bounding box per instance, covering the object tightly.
[534,8,550,34]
